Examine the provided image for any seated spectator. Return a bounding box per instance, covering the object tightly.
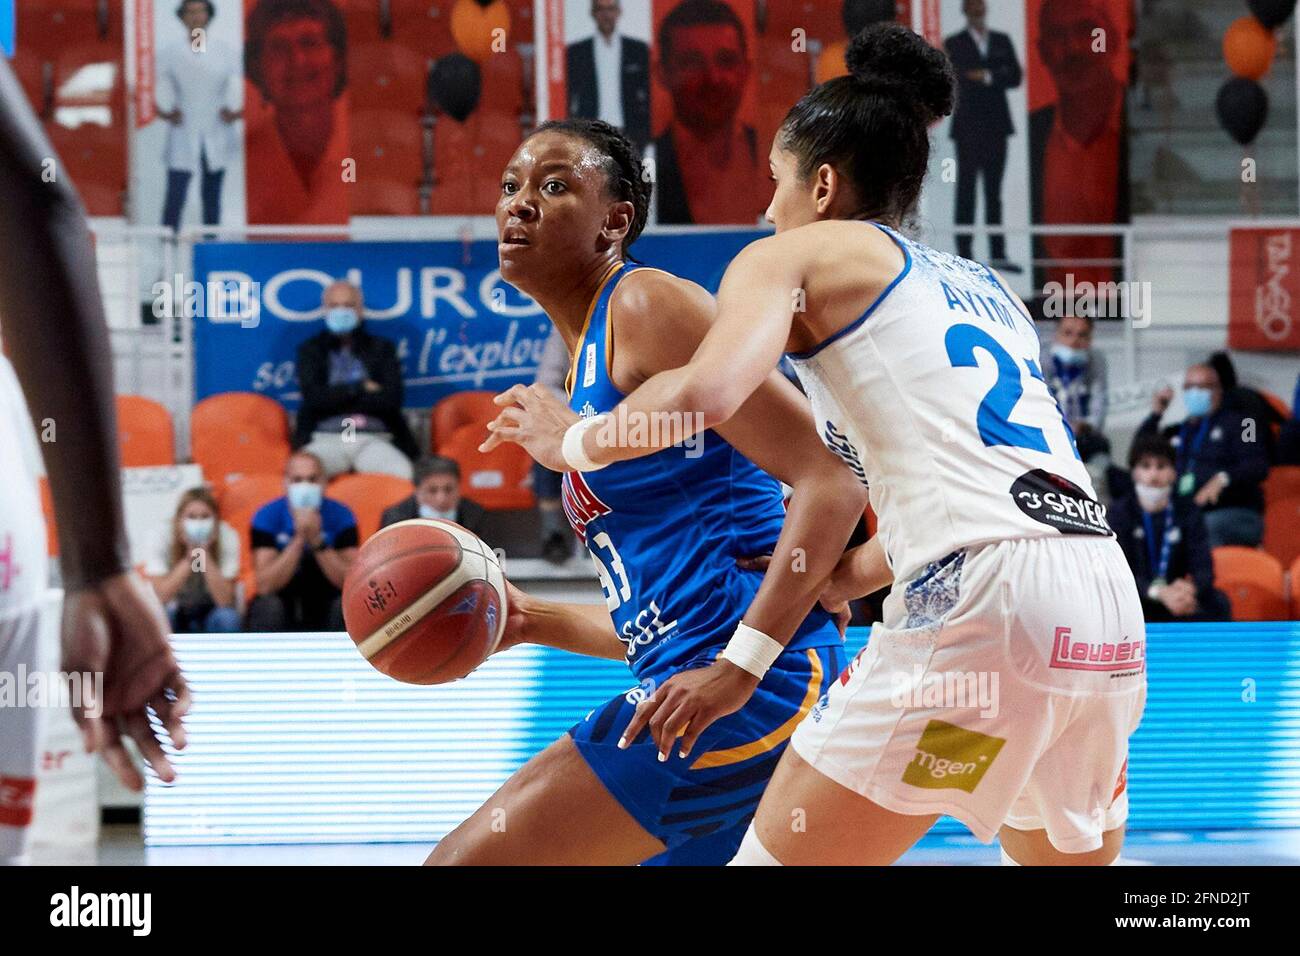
[1108,435,1231,623]
[1279,372,1300,466]
[1043,314,1107,437]
[1209,351,1285,463]
[1139,363,1269,548]
[1076,428,1131,508]
[246,451,357,631]
[380,455,487,537]
[296,280,418,480]
[146,487,242,633]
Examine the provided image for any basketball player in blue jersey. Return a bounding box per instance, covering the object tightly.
[493,25,1146,866]
[424,119,868,866]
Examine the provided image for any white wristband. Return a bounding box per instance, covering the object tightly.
[562,413,611,472]
[720,622,784,679]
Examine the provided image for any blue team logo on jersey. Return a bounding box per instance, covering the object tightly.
[823,421,869,486]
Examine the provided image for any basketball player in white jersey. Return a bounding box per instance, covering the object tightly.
[0,57,189,863]
[486,24,1145,865]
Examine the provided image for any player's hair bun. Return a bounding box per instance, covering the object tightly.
[845,23,955,124]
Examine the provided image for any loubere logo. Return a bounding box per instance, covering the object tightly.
[1049,626,1144,673]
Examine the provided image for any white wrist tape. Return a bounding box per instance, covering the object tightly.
[720,622,784,679]
[562,414,611,472]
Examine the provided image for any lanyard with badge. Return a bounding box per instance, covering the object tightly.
[1175,415,1212,497]
[1142,504,1176,599]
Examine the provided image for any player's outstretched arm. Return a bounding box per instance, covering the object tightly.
[0,58,188,788]
[496,582,625,662]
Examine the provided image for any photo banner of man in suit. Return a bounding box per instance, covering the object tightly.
[563,0,652,152]
[917,0,1033,299]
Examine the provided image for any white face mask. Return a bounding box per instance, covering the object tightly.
[419,503,457,522]
[1051,343,1089,366]
[183,517,214,545]
[1135,482,1171,512]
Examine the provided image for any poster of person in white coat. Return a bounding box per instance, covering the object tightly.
[154,0,243,230]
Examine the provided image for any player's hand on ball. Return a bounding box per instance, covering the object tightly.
[495,581,532,653]
[61,572,190,791]
[481,383,579,473]
[618,661,760,762]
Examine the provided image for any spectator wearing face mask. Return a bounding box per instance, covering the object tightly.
[246,451,358,631]
[380,455,487,537]
[1043,314,1107,437]
[1108,435,1231,623]
[296,280,418,480]
[1139,363,1269,549]
[146,487,242,633]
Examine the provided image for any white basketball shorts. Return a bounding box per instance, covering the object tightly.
[791,535,1147,854]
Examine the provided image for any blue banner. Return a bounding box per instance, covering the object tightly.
[0,0,13,56]
[190,231,766,410]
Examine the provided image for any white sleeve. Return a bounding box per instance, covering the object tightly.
[219,522,241,579]
[144,527,173,577]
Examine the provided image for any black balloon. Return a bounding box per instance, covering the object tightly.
[1248,0,1296,29]
[428,53,482,123]
[1216,77,1269,145]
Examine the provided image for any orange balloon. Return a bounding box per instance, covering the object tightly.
[815,39,849,85]
[450,0,511,65]
[1224,16,1277,80]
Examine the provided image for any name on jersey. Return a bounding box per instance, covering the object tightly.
[1010,469,1112,536]
[561,470,611,544]
[940,280,1033,343]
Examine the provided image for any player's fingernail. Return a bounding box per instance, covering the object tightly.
[618,736,628,749]
[658,751,667,763]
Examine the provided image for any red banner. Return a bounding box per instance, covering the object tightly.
[134,0,155,128]
[1229,228,1300,351]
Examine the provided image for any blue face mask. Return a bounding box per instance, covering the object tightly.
[1051,343,1088,366]
[324,306,359,335]
[1183,387,1213,418]
[287,481,323,511]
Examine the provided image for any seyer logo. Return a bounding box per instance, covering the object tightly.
[1010,469,1111,536]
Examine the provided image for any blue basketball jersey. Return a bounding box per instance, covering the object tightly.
[561,263,839,681]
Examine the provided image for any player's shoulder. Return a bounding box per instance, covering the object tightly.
[611,266,714,338]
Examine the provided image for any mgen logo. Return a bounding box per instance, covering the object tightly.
[901,719,1006,794]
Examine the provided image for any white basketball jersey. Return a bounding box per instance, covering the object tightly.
[0,353,48,613]
[788,223,1107,582]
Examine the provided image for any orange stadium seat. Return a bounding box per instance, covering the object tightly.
[1262,496,1300,568]
[224,505,260,603]
[432,390,500,451]
[116,396,175,467]
[38,477,58,557]
[1212,546,1289,622]
[219,474,285,521]
[327,473,415,544]
[192,391,291,444]
[440,423,535,511]
[1264,466,1300,506]
[1291,556,1300,620]
[1261,390,1292,440]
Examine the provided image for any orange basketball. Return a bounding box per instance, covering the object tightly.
[343,519,507,685]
